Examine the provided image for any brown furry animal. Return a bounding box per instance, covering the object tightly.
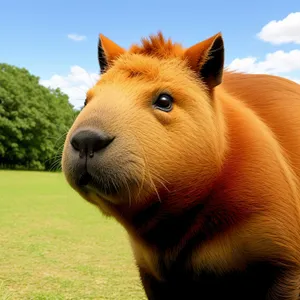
[62,31,300,299]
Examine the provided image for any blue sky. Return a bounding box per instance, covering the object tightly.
[1,0,299,107]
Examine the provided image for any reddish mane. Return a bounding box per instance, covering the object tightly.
[129,31,185,58]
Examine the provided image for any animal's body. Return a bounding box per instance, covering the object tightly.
[62,32,300,299]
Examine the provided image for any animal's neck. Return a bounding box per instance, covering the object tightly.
[115,180,233,256]
[131,196,207,250]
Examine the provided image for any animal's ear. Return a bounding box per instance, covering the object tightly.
[98,34,126,74]
[184,33,224,89]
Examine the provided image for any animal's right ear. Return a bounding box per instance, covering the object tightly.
[98,34,126,74]
[184,33,224,90]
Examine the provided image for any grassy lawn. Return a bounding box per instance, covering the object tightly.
[0,170,146,300]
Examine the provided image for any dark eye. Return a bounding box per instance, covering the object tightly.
[84,98,87,106]
[153,94,173,112]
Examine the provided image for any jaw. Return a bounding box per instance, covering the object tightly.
[66,175,139,206]
[62,149,146,208]
[62,165,155,216]
[80,187,161,228]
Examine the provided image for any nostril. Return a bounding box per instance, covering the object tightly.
[70,129,114,156]
[70,138,80,151]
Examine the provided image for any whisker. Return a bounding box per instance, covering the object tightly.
[130,133,163,203]
[149,169,171,193]
[124,178,132,207]
[49,160,62,172]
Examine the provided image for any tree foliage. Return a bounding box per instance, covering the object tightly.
[0,63,79,170]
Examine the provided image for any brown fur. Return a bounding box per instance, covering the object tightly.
[62,32,300,299]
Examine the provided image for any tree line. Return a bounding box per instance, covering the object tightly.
[0,63,80,171]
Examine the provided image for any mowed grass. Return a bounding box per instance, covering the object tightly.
[0,170,146,300]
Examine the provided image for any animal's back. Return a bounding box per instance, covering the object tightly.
[222,72,300,180]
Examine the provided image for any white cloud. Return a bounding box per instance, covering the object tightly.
[228,12,300,84]
[257,12,300,45]
[67,34,87,42]
[227,49,300,81]
[40,66,100,108]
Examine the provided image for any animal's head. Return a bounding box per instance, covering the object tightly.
[62,32,227,218]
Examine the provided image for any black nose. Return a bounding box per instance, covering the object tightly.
[70,129,114,158]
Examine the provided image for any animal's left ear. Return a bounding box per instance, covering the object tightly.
[184,33,224,89]
[98,34,126,74]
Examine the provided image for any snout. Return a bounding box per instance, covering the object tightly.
[62,123,144,204]
[63,127,118,194]
[70,129,114,162]
[70,129,114,184]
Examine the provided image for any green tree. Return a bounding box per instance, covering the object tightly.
[0,63,78,171]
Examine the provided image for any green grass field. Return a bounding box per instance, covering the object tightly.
[0,170,146,300]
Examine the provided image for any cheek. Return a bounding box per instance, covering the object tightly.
[140,124,221,189]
